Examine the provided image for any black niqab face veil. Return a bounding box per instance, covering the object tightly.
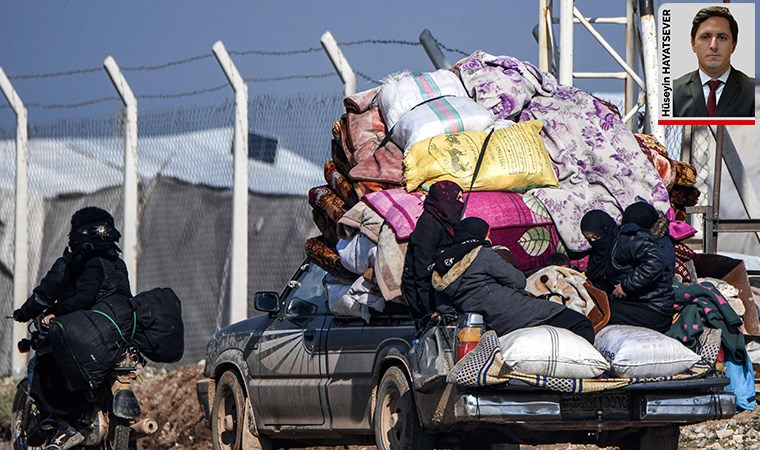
[424,180,464,238]
[580,209,618,283]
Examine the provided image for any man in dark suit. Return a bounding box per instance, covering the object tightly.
[673,6,755,118]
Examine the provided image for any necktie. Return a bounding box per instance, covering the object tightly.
[706,79,721,117]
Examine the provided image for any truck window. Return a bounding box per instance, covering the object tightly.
[284,263,328,316]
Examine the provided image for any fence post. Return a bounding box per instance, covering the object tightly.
[419,29,452,70]
[320,31,356,97]
[638,0,664,143]
[103,56,139,294]
[538,0,550,73]
[558,0,574,85]
[625,0,639,130]
[0,67,29,376]
[213,41,249,325]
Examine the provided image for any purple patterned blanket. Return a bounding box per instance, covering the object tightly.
[457,51,670,252]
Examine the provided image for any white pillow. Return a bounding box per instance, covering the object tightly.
[499,326,609,379]
[595,325,701,378]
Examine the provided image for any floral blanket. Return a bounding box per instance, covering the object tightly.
[456,51,670,252]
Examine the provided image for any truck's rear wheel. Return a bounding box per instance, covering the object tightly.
[374,366,434,450]
[212,371,274,450]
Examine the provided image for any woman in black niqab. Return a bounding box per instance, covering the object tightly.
[580,209,618,293]
[402,181,464,323]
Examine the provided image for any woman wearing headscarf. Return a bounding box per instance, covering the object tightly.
[433,217,595,343]
[581,203,675,333]
[402,180,464,323]
[12,206,131,450]
[580,209,619,294]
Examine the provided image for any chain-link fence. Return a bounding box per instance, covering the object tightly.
[0,92,344,374]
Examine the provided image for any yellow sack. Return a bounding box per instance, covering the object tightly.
[403,120,559,192]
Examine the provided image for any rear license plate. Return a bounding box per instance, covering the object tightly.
[560,393,630,420]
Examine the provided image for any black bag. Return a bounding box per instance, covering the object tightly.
[409,324,455,393]
[49,296,134,392]
[129,288,184,363]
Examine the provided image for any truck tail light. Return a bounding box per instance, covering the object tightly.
[455,312,486,361]
[456,326,482,361]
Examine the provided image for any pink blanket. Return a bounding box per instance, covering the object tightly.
[363,189,565,272]
[462,192,563,271]
[362,189,424,240]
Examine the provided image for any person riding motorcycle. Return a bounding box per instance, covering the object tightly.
[13,206,131,450]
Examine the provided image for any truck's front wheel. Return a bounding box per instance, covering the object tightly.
[374,366,434,450]
[212,371,274,450]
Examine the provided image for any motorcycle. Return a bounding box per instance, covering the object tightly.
[10,316,158,450]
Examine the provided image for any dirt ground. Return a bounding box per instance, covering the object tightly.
[1,364,754,449]
[133,364,760,450]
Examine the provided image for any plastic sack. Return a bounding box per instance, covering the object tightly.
[725,354,757,411]
[409,324,455,393]
[392,96,493,152]
[403,120,559,193]
[499,326,609,378]
[377,70,468,130]
[595,325,700,377]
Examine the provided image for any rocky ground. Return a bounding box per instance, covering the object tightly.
[1,364,757,449]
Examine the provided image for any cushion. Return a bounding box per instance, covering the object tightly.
[402,120,558,193]
[499,326,609,378]
[595,325,701,377]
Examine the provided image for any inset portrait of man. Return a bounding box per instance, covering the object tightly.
[673,6,755,118]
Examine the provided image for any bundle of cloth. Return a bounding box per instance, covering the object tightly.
[634,133,700,222]
[306,50,698,319]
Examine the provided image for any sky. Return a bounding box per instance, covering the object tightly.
[0,0,757,127]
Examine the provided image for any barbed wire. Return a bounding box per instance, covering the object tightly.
[8,38,440,81]
[3,37,463,109]
[10,67,102,80]
[432,38,469,57]
[140,84,229,100]
[14,97,120,109]
[229,47,323,56]
[122,54,214,72]
[341,39,420,47]
[355,71,382,86]
[245,73,334,82]
[0,72,339,109]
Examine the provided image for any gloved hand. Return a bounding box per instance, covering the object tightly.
[12,308,28,323]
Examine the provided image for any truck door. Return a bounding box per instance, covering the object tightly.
[252,263,330,426]
[325,311,417,431]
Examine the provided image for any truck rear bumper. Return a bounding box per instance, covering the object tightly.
[457,392,736,426]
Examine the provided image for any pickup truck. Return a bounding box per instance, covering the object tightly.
[196,259,736,450]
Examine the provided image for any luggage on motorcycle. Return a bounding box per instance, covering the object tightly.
[48,296,134,392]
[129,287,184,363]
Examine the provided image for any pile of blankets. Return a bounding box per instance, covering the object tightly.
[305,50,700,320]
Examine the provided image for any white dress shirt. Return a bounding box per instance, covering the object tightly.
[698,68,731,105]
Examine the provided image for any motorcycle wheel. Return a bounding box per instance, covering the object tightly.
[11,379,44,450]
[106,418,132,450]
